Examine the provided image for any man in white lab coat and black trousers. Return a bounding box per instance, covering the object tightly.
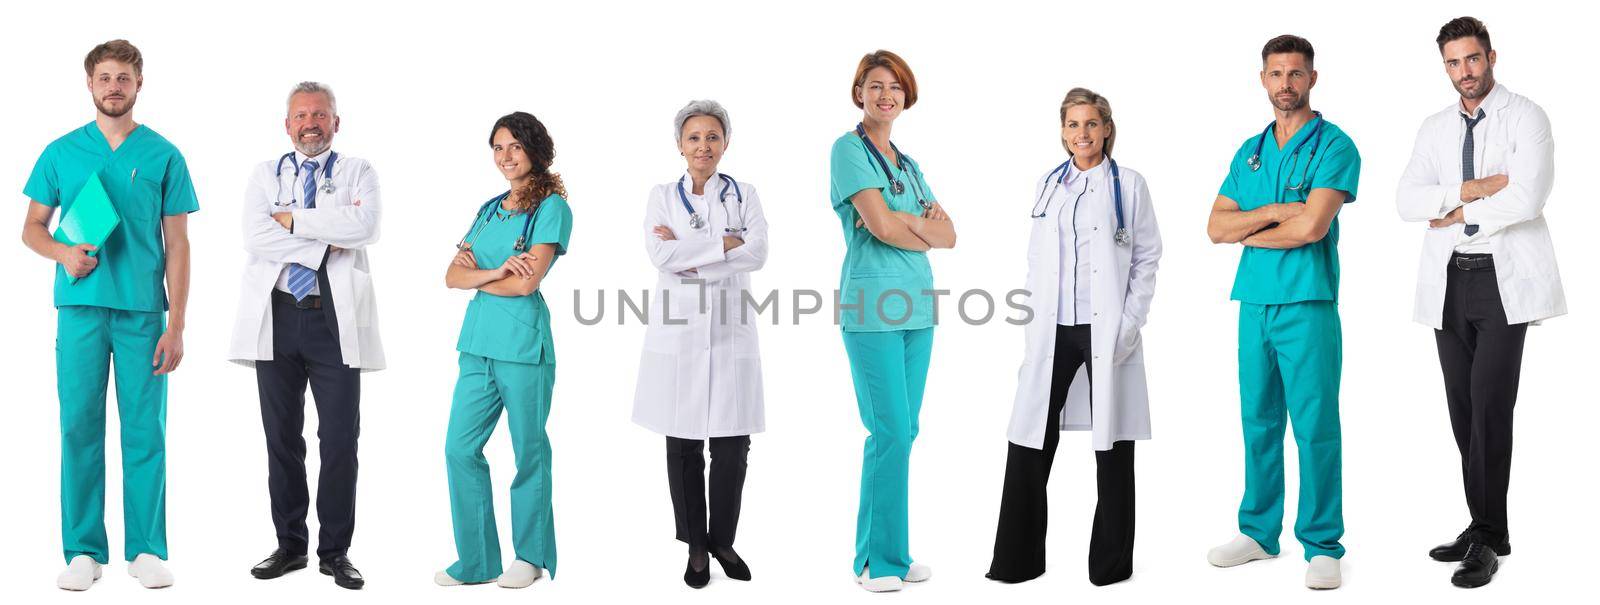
[989,89,1160,587]
[228,82,384,590]
[1395,17,1564,590]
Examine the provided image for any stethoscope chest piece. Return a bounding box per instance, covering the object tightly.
[890,179,906,195]
[320,179,336,195]
[1114,227,1131,247]
[689,212,706,230]
[1247,155,1262,172]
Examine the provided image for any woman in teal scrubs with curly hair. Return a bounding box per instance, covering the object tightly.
[829,49,956,593]
[435,111,573,589]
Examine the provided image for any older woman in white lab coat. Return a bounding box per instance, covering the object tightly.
[987,88,1161,587]
[632,100,768,589]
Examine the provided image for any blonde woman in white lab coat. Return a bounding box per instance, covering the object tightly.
[632,99,769,589]
[987,88,1161,587]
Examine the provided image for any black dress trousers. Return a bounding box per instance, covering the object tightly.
[256,270,362,560]
[1434,254,1527,545]
[666,435,751,551]
[989,324,1136,586]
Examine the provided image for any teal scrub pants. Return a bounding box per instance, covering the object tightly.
[841,327,933,579]
[444,352,557,582]
[1236,301,1344,560]
[57,306,168,564]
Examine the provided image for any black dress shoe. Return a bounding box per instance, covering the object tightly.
[711,545,751,581]
[1451,543,1499,588]
[319,555,365,590]
[1429,528,1511,562]
[251,549,308,579]
[684,550,710,589]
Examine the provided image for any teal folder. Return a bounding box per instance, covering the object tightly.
[53,172,122,284]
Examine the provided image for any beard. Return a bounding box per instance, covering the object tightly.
[293,128,332,157]
[94,93,136,118]
[1270,89,1307,112]
[1453,70,1495,101]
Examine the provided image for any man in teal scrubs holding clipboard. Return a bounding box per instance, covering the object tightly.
[1203,35,1359,590]
[19,39,197,591]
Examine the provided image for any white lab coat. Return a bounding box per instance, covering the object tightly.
[632,174,769,439]
[228,152,386,371]
[1395,84,1566,328]
[1007,162,1161,451]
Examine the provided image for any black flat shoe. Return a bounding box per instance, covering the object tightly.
[319,555,365,590]
[251,549,308,580]
[711,545,751,581]
[1430,528,1511,562]
[1451,543,1499,588]
[684,550,710,589]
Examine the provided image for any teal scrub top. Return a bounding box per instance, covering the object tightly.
[455,193,573,365]
[1218,116,1360,305]
[23,123,200,313]
[829,131,936,332]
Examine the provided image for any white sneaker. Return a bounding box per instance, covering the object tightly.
[905,562,931,583]
[496,561,542,588]
[1305,555,1341,590]
[128,554,174,589]
[57,555,102,591]
[856,567,904,592]
[1208,534,1275,568]
[434,570,465,586]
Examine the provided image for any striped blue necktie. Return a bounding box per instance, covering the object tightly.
[286,159,320,300]
[1462,109,1484,236]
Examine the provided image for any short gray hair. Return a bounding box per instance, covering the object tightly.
[674,99,730,143]
[287,81,337,116]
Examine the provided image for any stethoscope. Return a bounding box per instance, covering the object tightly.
[1246,111,1324,194]
[1030,157,1130,247]
[855,123,933,211]
[457,191,537,252]
[272,151,338,207]
[675,173,747,235]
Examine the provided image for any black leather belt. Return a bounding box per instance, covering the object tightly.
[272,289,323,309]
[1451,253,1495,271]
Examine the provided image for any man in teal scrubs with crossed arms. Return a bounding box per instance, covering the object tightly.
[1203,35,1359,590]
[20,39,197,591]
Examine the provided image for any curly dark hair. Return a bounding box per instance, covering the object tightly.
[489,111,567,212]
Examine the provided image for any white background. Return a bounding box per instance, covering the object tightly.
[1,0,1594,603]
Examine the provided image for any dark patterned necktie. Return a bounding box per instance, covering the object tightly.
[1462,109,1484,236]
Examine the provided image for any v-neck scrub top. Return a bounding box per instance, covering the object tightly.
[24,122,199,312]
[829,132,936,332]
[1218,117,1360,305]
[455,193,573,365]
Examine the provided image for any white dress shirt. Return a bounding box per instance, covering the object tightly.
[1057,162,1102,326]
[1396,83,1566,328]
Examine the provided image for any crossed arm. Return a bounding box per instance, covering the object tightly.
[1207,188,1346,249]
[445,242,559,297]
[849,187,956,250]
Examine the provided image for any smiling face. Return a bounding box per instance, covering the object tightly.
[1442,37,1496,101]
[1061,103,1110,163]
[856,66,906,123]
[492,127,534,182]
[285,91,339,157]
[679,114,726,176]
[87,60,140,118]
[1260,52,1317,113]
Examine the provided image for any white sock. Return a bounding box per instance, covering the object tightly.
[128,553,174,589]
[496,560,542,589]
[57,555,102,591]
